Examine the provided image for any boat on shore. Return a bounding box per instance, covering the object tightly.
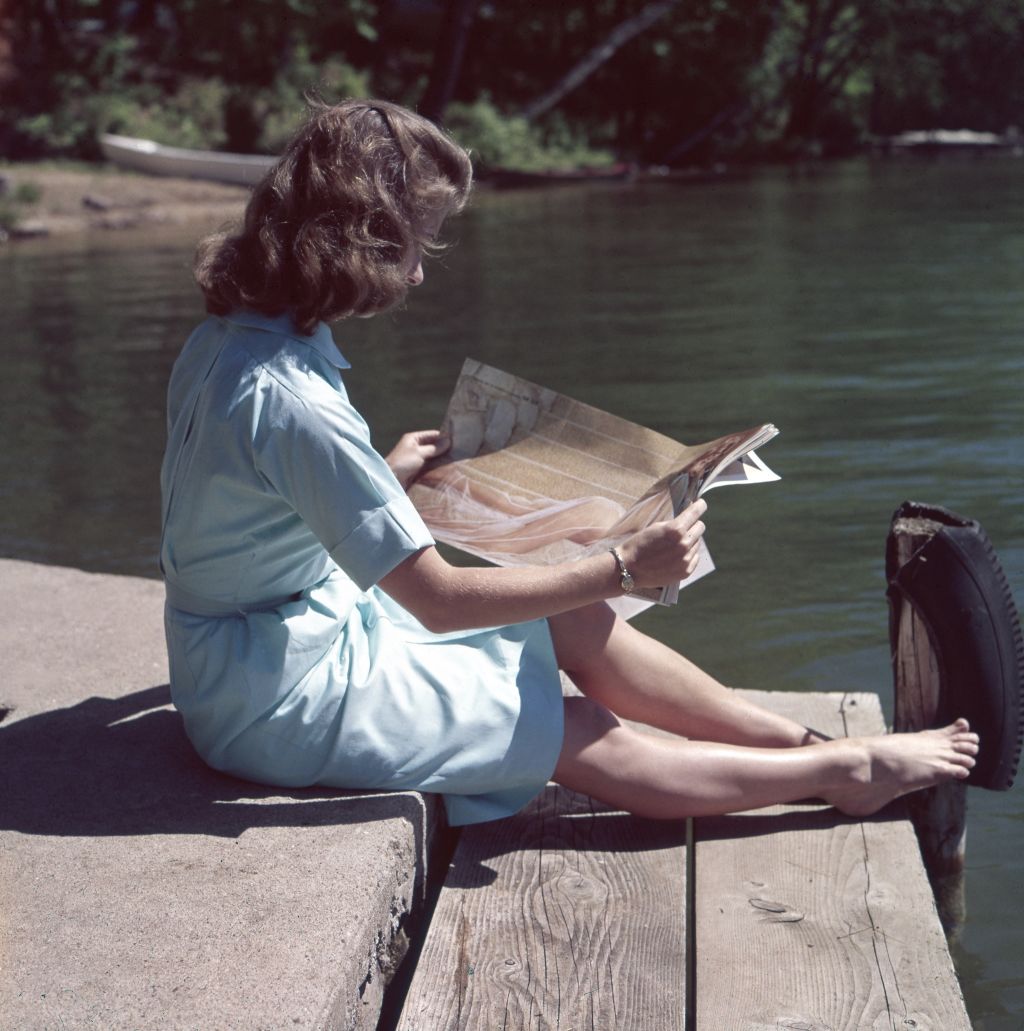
[878,128,1023,154]
[99,133,277,187]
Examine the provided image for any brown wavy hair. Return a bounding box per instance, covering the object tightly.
[194,99,473,333]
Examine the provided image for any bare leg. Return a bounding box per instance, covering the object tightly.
[548,603,825,748]
[554,697,979,819]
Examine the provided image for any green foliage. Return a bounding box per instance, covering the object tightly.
[870,0,1024,133]
[0,177,43,233]
[11,51,369,158]
[258,53,372,154]
[14,79,227,157]
[444,98,614,172]
[104,80,230,150]
[12,181,43,204]
[3,0,1024,164]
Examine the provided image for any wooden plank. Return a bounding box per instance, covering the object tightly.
[693,690,971,1031]
[889,514,968,932]
[398,782,687,1030]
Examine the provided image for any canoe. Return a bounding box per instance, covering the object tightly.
[880,129,1021,152]
[99,133,277,187]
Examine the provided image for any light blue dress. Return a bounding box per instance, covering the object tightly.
[160,310,564,825]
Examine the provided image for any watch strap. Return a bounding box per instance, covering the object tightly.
[609,547,635,594]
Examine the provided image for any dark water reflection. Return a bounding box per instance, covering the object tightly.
[2,235,195,571]
[2,155,1022,1025]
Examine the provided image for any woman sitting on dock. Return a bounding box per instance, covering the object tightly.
[160,99,979,828]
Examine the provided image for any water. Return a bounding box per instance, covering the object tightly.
[2,155,1022,1026]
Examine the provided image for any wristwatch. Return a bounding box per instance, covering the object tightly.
[609,547,635,595]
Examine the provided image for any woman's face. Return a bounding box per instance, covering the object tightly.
[405,206,449,287]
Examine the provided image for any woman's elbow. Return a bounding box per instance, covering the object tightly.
[413,600,463,635]
[378,548,469,634]
[389,587,469,634]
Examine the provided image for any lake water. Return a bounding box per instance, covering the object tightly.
[2,154,1022,1026]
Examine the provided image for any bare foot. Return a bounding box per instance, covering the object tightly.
[825,719,979,817]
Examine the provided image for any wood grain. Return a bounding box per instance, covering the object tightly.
[693,690,971,1031]
[398,690,969,1030]
[890,517,968,932]
[398,783,687,1030]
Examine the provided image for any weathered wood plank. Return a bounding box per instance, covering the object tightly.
[398,783,687,1030]
[694,690,971,1031]
[889,514,968,932]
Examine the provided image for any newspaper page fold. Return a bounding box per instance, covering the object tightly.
[408,359,779,612]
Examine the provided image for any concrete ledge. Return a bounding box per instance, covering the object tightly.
[0,559,443,1030]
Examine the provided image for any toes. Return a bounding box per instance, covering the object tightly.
[945,721,978,746]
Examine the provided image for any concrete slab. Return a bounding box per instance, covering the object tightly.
[0,559,443,1030]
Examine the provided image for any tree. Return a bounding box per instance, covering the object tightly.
[519,0,682,121]
[419,0,482,123]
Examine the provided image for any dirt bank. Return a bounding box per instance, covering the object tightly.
[0,162,250,239]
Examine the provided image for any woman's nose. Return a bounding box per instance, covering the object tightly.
[407,261,424,286]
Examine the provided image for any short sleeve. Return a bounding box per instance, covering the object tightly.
[252,369,434,590]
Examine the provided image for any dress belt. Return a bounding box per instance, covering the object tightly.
[164,580,305,617]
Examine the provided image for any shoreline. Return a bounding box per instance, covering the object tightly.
[5,143,1016,242]
[0,161,251,240]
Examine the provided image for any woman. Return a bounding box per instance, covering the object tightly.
[161,99,978,827]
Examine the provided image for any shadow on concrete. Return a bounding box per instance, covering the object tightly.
[1,683,436,840]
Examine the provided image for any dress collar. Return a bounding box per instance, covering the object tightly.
[224,310,351,369]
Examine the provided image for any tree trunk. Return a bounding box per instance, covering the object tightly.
[655,0,786,165]
[520,0,682,122]
[420,0,481,124]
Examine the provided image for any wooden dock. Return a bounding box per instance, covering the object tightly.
[397,689,970,1030]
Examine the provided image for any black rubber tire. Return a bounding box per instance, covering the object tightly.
[887,502,1023,791]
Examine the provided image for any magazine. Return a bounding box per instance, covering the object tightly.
[407,359,780,615]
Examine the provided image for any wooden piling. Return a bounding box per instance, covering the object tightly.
[887,509,968,935]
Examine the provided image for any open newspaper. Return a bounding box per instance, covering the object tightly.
[408,359,780,614]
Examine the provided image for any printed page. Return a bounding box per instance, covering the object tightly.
[408,359,778,607]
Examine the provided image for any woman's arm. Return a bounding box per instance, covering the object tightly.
[379,499,708,633]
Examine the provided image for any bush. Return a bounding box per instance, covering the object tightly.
[12,52,369,158]
[443,98,614,172]
[13,78,227,158]
[258,53,371,154]
[13,180,42,204]
[103,79,231,150]
[0,177,43,234]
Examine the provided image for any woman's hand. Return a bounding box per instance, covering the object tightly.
[385,430,450,489]
[380,496,707,635]
[379,494,705,630]
[617,499,708,587]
